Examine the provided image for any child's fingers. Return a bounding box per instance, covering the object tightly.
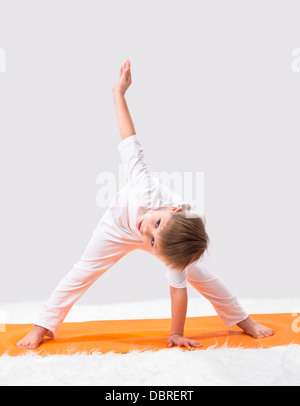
[187,339,202,348]
[118,61,130,81]
[175,338,191,349]
[124,60,130,72]
[167,336,202,349]
[167,338,174,347]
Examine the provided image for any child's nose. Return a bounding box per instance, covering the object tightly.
[143,224,151,236]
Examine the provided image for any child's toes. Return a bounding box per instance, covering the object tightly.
[27,344,38,350]
[257,327,274,339]
[16,339,36,349]
[16,340,25,348]
[263,328,274,337]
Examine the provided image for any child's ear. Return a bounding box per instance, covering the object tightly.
[167,206,182,213]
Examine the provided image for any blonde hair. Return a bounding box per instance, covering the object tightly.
[157,212,209,271]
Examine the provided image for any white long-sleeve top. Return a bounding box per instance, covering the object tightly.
[113,134,192,280]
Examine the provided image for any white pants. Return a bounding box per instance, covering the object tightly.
[35,228,249,338]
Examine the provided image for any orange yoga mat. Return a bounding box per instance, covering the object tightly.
[0,313,299,357]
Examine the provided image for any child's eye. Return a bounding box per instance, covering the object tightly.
[151,220,160,247]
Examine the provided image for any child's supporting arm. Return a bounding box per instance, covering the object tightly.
[112,60,136,141]
[167,286,202,349]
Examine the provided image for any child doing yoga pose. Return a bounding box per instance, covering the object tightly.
[17,60,274,350]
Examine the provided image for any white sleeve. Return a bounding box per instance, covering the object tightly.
[165,267,188,289]
[117,135,155,200]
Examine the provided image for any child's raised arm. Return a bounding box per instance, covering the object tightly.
[112,60,136,141]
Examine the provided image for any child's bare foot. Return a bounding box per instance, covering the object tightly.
[16,325,49,350]
[237,317,274,339]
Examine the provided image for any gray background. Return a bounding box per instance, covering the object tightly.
[0,0,299,305]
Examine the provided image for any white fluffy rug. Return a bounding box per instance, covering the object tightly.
[1,297,300,386]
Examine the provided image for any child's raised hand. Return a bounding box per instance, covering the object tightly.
[112,60,132,96]
[167,334,203,350]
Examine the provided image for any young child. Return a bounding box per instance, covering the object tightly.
[16,60,274,350]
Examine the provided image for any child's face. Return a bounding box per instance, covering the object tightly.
[136,206,182,253]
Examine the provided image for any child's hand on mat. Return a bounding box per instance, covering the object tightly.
[16,325,48,350]
[167,334,202,349]
[112,60,132,96]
